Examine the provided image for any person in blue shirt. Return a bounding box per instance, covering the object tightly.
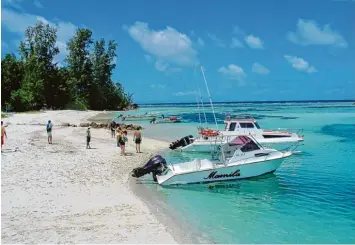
[46,120,53,144]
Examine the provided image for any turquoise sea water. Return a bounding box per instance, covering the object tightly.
[122,102,355,244]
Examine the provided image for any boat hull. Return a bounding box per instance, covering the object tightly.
[180,140,299,153]
[157,157,284,186]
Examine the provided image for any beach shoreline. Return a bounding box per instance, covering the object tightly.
[1,110,179,243]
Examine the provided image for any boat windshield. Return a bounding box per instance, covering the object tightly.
[254,122,261,129]
[228,136,260,152]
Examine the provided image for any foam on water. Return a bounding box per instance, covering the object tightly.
[126,102,355,243]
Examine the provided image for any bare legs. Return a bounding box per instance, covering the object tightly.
[136,143,141,153]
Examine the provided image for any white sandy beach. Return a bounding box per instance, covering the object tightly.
[1,110,177,244]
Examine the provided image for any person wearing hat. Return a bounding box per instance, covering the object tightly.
[86,127,91,149]
[46,120,53,144]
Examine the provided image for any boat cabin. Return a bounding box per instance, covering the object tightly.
[223,118,261,132]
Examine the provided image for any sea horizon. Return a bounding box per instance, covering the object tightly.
[138,99,355,106]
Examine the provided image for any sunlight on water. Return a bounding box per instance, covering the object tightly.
[133,102,355,243]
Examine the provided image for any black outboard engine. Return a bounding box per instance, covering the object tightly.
[131,155,167,182]
[169,135,194,150]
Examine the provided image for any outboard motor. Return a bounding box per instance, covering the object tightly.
[131,155,167,182]
[169,135,194,150]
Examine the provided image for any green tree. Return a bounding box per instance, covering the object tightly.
[90,39,118,109]
[1,53,23,110]
[1,22,134,112]
[18,21,60,110]
[65,28,93,108]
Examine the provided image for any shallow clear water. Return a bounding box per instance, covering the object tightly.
[123,102,355,243]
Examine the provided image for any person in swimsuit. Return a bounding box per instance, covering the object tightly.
[46,120,53,144]
[1,121,7,151]
[133,129,142,153]
[110,120,116,138]
[86,127,91,149]
[118,131,128,155]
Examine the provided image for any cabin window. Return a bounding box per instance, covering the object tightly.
[263,134,291,138]
[240,122,255,128]
[254,122,261,129]
[229,123,237,131]
[240,141,260,152]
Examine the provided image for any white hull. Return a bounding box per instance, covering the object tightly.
[157,154,288,186]
[179,132,302,153]
[180,140,298,153]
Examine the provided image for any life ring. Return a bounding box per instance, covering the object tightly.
[200,129,219,137]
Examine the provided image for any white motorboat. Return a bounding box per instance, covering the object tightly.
[132,135,296,186]
[117,113,158,121]
[151,116,182,124]
[169,115,303,152]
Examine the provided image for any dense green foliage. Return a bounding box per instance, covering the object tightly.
[1,21,133,112]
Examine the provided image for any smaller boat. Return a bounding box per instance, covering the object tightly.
[155,116,182,124]
[132,135,298,186]
[117,113,158,121]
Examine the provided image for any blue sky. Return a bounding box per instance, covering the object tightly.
[1,0,355,103]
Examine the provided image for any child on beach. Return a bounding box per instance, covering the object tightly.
[118,130,128,156]
[1,121,7,151]
[86,127,91,149]
[46,120,53,144]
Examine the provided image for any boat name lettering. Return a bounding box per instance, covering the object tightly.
[203,170,240,179]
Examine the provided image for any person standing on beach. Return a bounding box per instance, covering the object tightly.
[46,120,53,144]
[1,121,7,151]
[86,127,91,149]
[133,129,142,153]
[110,120,116,138]
[118,130,128,155]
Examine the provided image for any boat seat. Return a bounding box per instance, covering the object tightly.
[199,159,215,170]
[172,159,214,173]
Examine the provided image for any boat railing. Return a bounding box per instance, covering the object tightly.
[225,114,255,121]
[272,128,304,135]
[280,141,304,154]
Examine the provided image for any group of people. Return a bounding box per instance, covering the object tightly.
[1,118,142,155]
[110,120,142,155]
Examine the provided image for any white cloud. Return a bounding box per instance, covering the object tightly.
[150,84,166,89]
[34,0,43,8]
[155,60,169,72]
[244,35,264,49]
[232,25,245,36]
[287,19,347,48]
[173,91,197,96]
[153,60,182,74]
[230,37,244,48]
[124,21,198,70]
[197,37,205,47]
[2,0,24,10]
[252,62,270,75]
[207,33,226,48]
[1,8,77,63]
[284,55,317,73]
[218,64,246,82]
[144,54,152,63]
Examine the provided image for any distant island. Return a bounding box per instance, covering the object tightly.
[1,21,134,112]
